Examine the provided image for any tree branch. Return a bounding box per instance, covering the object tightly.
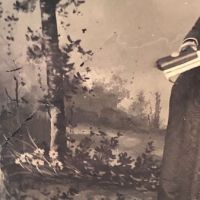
[1,112,36,148]
[6,67,22,73]
[13,76,19,106]
[4,88,15,102]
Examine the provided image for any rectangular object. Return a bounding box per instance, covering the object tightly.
[156,49,200,79]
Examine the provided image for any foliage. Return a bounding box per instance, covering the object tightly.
[12,133,64,175]
[10,129,161,192]
[130,90,162,131]
[0,2,163,199]
[0,0,96,161]
[133,141,161,190]
[13,0,37,13]
[1,0,92,106]
[130,91,149,119]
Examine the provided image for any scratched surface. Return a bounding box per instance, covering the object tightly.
[0,1,199,199]
[0,0,199,124]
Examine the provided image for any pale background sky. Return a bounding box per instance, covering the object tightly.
[0,0,200,124]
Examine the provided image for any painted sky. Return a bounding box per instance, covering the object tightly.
[0,0,200,123]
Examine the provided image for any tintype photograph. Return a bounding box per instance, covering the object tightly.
[0,0,199,199]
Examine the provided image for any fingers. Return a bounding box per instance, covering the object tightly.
[171,41,198,58]
[171,51,180,57]
[179,40,198,52]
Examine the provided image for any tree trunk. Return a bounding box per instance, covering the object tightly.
[153,92,161,130]
[40,0,67,158]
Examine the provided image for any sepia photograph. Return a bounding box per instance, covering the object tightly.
[0,0,200,199]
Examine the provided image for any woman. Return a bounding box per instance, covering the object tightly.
[158,17,200,200]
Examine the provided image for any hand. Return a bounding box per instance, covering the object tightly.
[178,40,198,52]
[171,40,198,57]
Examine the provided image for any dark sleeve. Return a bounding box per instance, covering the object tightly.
[184,17,200,45]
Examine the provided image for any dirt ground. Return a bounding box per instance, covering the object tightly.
[15,181,158,200]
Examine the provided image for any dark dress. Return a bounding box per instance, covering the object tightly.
[158,18,200,200]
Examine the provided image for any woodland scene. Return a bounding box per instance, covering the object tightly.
[0,0,198,199]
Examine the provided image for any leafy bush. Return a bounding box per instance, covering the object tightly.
[10,129,161,192]
[133,141,161,190]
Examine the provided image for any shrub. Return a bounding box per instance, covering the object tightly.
[10,129,161,191]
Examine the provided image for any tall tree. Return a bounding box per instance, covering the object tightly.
[152,92,161,129]
[130,90,149,120]
[2,0,90,159]
[40,0,66,157]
